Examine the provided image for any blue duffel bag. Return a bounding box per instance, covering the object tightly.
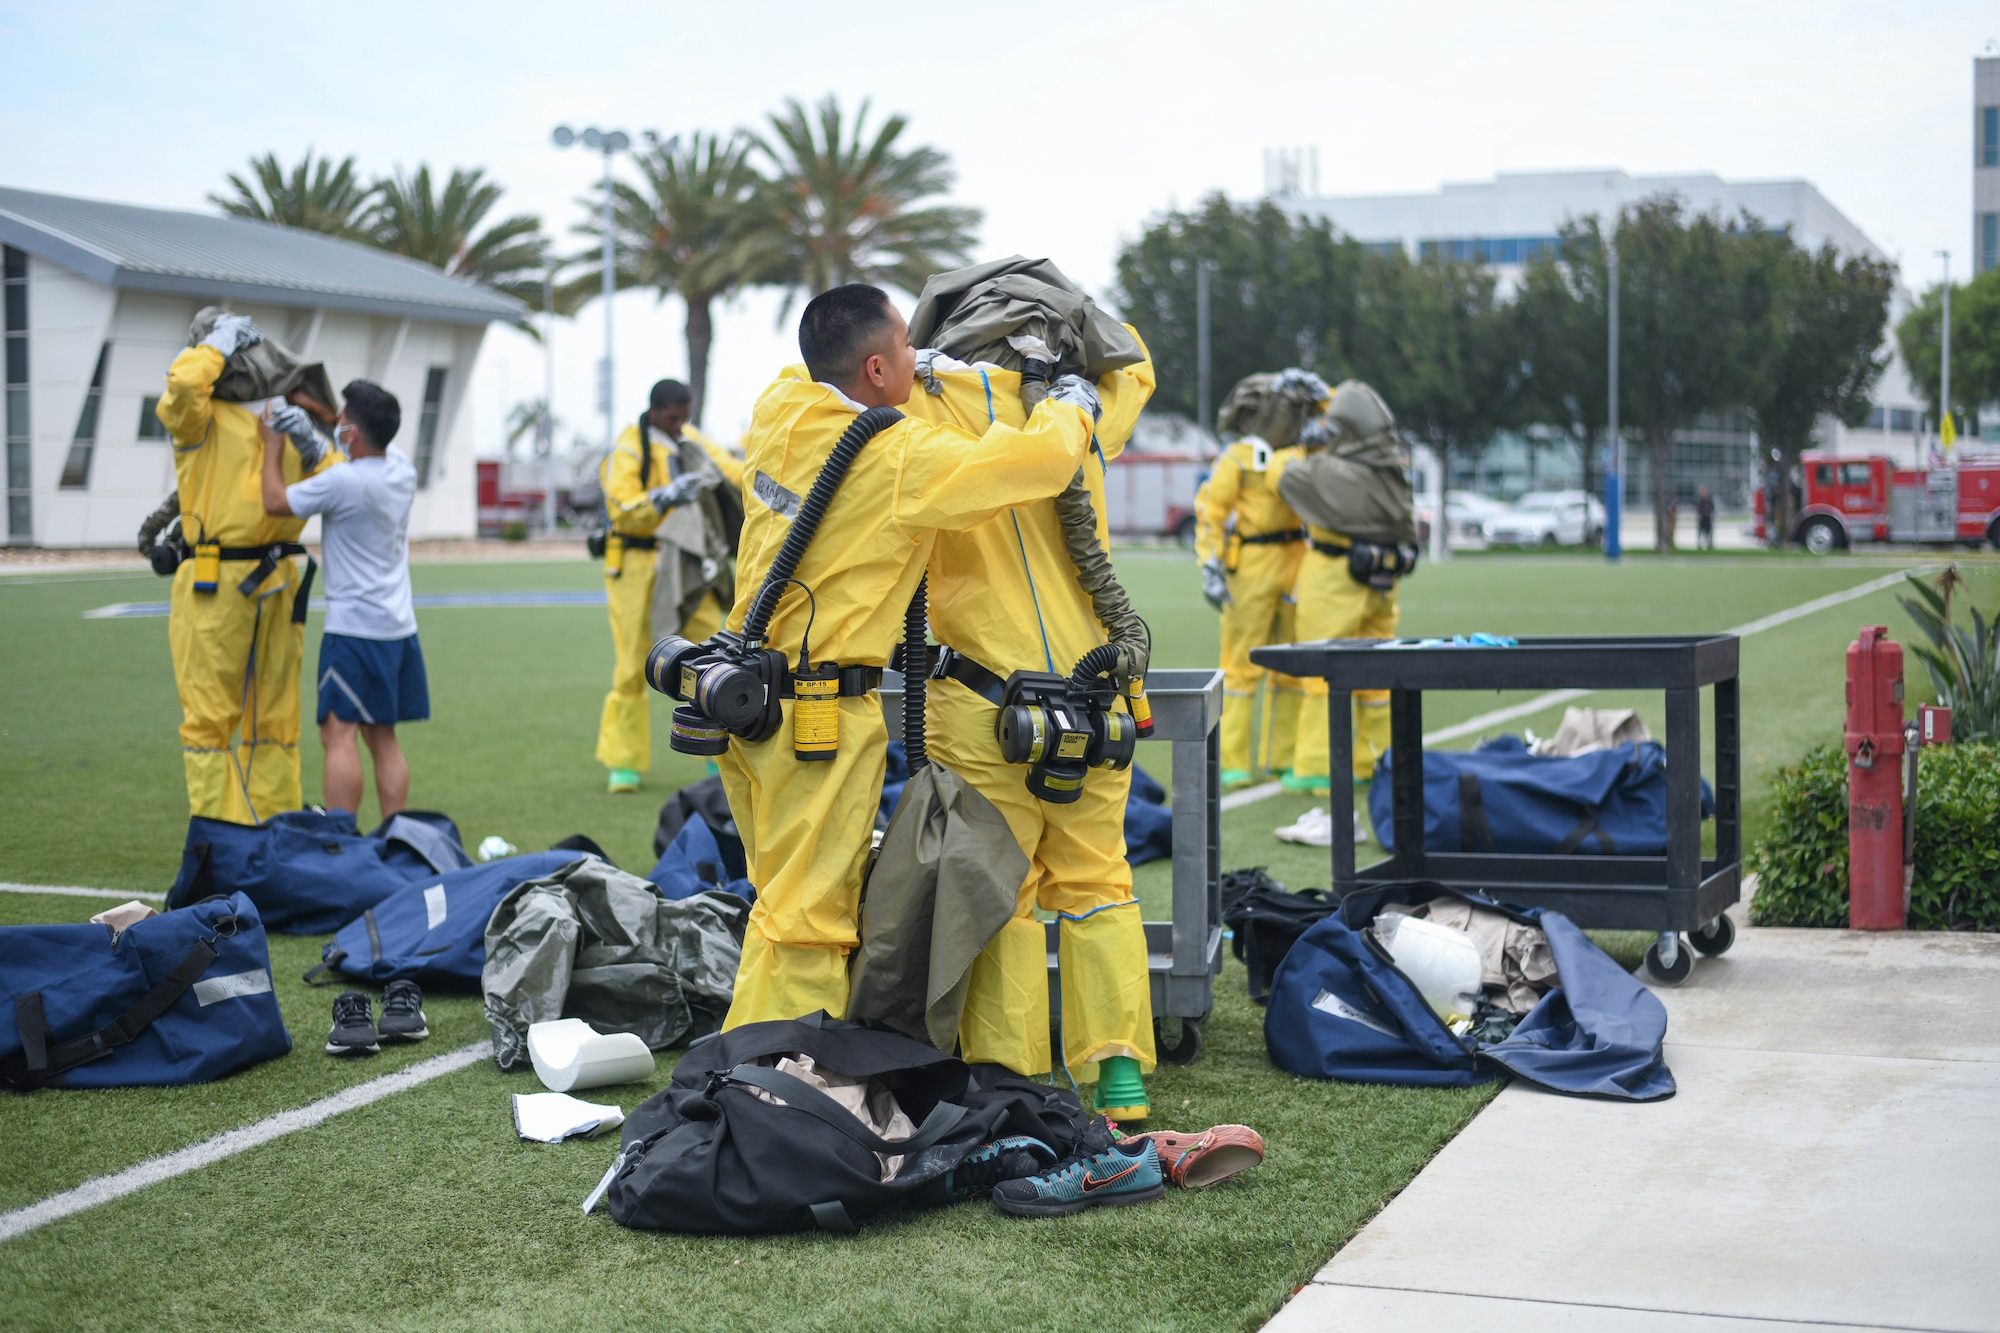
[0,892,292,1090]
[1369,737,1712,857]
[648,819,756,904]
[309,850,589,989]
[1264,884,1674,1101]
[165,808,472,934]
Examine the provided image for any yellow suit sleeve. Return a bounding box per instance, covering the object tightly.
[602,426,661,525]
[1092,326,1156,464]
[893,400,1092,537]
[157,346,224,448]
[1193,451,1242,566]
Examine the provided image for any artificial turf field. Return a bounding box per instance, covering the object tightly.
[1,546,1994,1332]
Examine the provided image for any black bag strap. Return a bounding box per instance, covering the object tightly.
[721,1063,967,1158]
[290,555,317,625]
[1,936,220,1091]
[302,952,346,986]
[1555,806,1614,855]
[1458,773,1495,853]
[809,1200,858,1233]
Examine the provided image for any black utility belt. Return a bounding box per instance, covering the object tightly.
[1240,529,1305,546]
[929,646,1008,707]
[209,542,308,562]
[776,665,882,699]
[612,535,660,551]
[1309,536,1419,591]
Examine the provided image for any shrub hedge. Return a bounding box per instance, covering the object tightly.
[1748,741,2000,930]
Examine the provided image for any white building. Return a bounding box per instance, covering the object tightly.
[1280,169,1932,492]
[1977,56,1998,276]
[0,186,524,547]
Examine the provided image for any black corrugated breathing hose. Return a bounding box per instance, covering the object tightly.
[741,404,905,643]
[903,579,929,773]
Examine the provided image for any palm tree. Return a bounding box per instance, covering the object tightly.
[752,95,979,299]
[372,166,549,305]
[208,150,378,238]
[506,399,557,458]
[566,131,776,424]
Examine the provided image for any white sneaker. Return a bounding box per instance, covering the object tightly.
[1273,807,1370,848]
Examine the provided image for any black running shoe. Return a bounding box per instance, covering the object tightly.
[377,979,429,1043]
[326,991,379,1057]
[912,1136,1056,1207]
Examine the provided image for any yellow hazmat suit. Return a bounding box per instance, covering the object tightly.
[157,346,335,823]
[904,341,1158,1084]
[1271,460,1398,789]
[596,422,743,774]
[1194,439,1308,780]
[719,372,1094,1029]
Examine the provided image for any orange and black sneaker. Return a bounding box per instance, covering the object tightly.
[1121,1125,1266,1188]
[991,1138,1164,1218]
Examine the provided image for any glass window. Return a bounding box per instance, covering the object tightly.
[60,342,110,490]
[2,245,26,542]
[1492,237,1521,264]
[1982,212,1998,274]
[1418,239,1441,261]
[412,366,447,488]
[138,395,166,440]
[1839,462,1872,486]
[1813,464,1834,487]
[1865,406,1885,430]
[1985,106,1999,167]
[1449,239,1473,261]
[1890,407,1918,432]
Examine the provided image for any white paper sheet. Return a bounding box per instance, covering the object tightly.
[511,1092,626,1144]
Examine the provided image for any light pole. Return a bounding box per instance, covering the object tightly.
[1937,251,1952,455]
[541,264,557,534]
[1605,238,1622,562]
[1195,259,1215,448]
[553,124,630,461]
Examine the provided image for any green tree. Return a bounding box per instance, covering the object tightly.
[1114,194,1364,422]
[1513,221,1612,523]
[1613,196,1766,548]
[1896,264,2000,435]
[371,166,548,306]
[753,95,979,298]
[1347,250,1520,531]
[1742,235,1894,540]
[208,150,378,238]
[566,132,774,424]
[507,399,558,458]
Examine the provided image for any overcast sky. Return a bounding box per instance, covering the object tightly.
[3,0,1995,451]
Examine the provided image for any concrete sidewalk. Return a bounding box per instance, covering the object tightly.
[1267,914,2000,1332]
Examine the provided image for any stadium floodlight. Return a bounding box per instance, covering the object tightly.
[555,125,637,458]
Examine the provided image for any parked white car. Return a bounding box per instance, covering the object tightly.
[1486,491,1607,547]
[1416,490,1508,546]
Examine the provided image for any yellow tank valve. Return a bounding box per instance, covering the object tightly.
[604,533,625,577]
[1127,675,1155,740]
[191,541,221,595]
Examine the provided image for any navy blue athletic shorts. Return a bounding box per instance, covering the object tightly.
[316,632,430,726]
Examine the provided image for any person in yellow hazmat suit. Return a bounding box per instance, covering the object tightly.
[902,335,1159,1121]
[156,312,339,823]
[596,378,745,793]
[1195,433,1310,792]
[718,284,1102,1032]
[1273,379,1421,795]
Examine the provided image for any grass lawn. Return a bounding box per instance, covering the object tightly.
[1,546,1994,1331]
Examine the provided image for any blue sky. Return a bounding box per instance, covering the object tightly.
[3,0,1994,448]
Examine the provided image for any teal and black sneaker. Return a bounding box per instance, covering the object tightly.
[991,1138,1165,1217]
[914,1136,1056,1207]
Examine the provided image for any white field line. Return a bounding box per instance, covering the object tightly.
[1234,566,1927,807]
[0,883,166,901]
[0,1040,491,1243]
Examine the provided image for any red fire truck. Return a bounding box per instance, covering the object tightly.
[1760,452,2000,553]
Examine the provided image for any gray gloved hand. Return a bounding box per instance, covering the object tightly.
[1273,367,1330,402]
[912,348,964,396]
[198,314,263,358]
[269,403,330,469]
[1201,559,1232,610]
[1045,374,1102,424]
[647,471,711,512]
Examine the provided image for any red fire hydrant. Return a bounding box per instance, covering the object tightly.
[1845,626,1905,930]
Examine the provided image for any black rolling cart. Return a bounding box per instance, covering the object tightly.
[1251,634,1742,984]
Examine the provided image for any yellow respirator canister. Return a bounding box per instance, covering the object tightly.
[604,533,626,577]
[791,665,840,761]
[191,541,222,594]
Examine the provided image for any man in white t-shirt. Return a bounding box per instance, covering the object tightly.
[259,380,424,819]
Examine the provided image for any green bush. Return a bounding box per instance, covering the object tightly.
[1749,741,2000,930]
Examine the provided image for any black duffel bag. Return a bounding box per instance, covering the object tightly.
[1221,868,1340,1005]
[598,1015,1070,1235]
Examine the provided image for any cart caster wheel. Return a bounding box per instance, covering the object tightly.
[1644,937,1695,985]
[1689,914,1736,957]
[1154,1017,1204,1066]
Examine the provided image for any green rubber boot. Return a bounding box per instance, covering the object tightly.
[607,768,641,794]
[1093,1055,1149,1123]
[1220,768,1255,791]
[1280,770,1331,796]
